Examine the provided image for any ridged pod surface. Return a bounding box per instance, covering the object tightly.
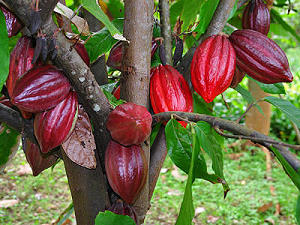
[0,5,23,37]
[11,65,71,112]
[242,0,270,35]
[105,141,148,204]
[23,138,57,176]
[106,102,152,146]
[6,36,37,97]
[150,64,193,116]
[229,29,293,84]
[34,91,78,153]
[230,66,246,88]
[191,35,236,103]
[108,200,138,224]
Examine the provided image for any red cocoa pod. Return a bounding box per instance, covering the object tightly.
[108,199,138,224]
[0,5,23,37]
[242,0,270,35]
[229,29,293,84]
[74,43,90,67]
[106,102,152,146]
[11,65,71,113]
[6,36,38,97]
[105,140,148,204]
[107,40,158,70]
[34,91,78,153]
[191,35,236,103]
[0,96,13,108]
[230,66,246,88]
[150,64,193,116]
[113,85,120,99]
[22,137,57,176]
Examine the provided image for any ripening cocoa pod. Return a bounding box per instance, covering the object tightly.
[0,96,13,108]
[6,36,38,97]
[34,91,78,153]
[229,29,293,84]
[0,5,23,37]
[106,102,152,146]
[191,35,236,103]
[108,199,138,224]
[242,0,270,35]
[107,40,158,70]
[22,137,57,176]
[230,66,246,88]
[113,85,120,99]
[74,43,90,66]
[11,65,71,113]
[105,141,148,204]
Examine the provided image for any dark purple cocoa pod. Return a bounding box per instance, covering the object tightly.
[0,5,23,37]
[230,66,246,88]
[108,199,138,224]
[229,29,293,84]
[242,0,270,35]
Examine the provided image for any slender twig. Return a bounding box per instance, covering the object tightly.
[236,99,264,123]
[214,126,300,150]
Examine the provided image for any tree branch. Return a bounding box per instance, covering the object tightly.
[152,111,300,172]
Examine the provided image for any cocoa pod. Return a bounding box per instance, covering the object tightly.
[230,66,246,88]
[0,5,23,37]
[106,102,152,146]
[150,64,193,117]
[0,96,13,108]
[113,85,120,99]
[242,0,270,35]
[11,65,71,113]
[74,43,90,67]
[34,91,78,153]
[6,36,38,97]
[22,137,57,176]
[191,35,236,103]
[229,29,293,84]
[108,199,138,224]
[105,141,148,204]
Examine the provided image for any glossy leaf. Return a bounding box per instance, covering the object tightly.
[175,126,198,225]
[264,96,300,129]
[254,80,286,94]
[0,124,20,171]
[107,0,124,18]
[82,0,125,41]
[62,105,96,169]
[170,0,184,28]
[102,89,126,108]
[150,123,162,147]
[193,92,213,116]
[0,10,9,92]
[181,0,204,31]
[95,211,135,225]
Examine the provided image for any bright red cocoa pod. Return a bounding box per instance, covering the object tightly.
[242,0,270,35]
[74,43,90,66]
[191,35,236,103]
[150,64,193,118]
[229,29,293,84]
[11,65,71,113]
[108,199,138,224]
[113,85,120,99]
[105,140,148,204]
[6,36,38,97]
[22,137,57,176]
[107,40,159,70]
[0,5,23,37]
[34,91,78,153]
[230,66,246,88]
[106,102,152,146]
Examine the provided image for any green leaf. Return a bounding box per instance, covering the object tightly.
[175,126,198,225]
[82,0,125,41]
[194,0,219,36]
[264,96,300,129]
[271,9,300,42]
[0,10,10,92]
[193,92,213,116]
[85,19,123,63]
[296,194,300,225]
[0,124,20,170]
[100,82,118,93]
[95,211,135,225]
[227,0,238,21]
[270,146,300,190]
[234,84,264,114]
[170,0,184,28]
[165,119,221,183]
[248,77,286,94]
[150,123,162,147]
[107,0,124,18]
[101,88,126,108]
[181,0,204,31]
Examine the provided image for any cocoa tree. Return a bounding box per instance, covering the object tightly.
[0,0,300,224]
